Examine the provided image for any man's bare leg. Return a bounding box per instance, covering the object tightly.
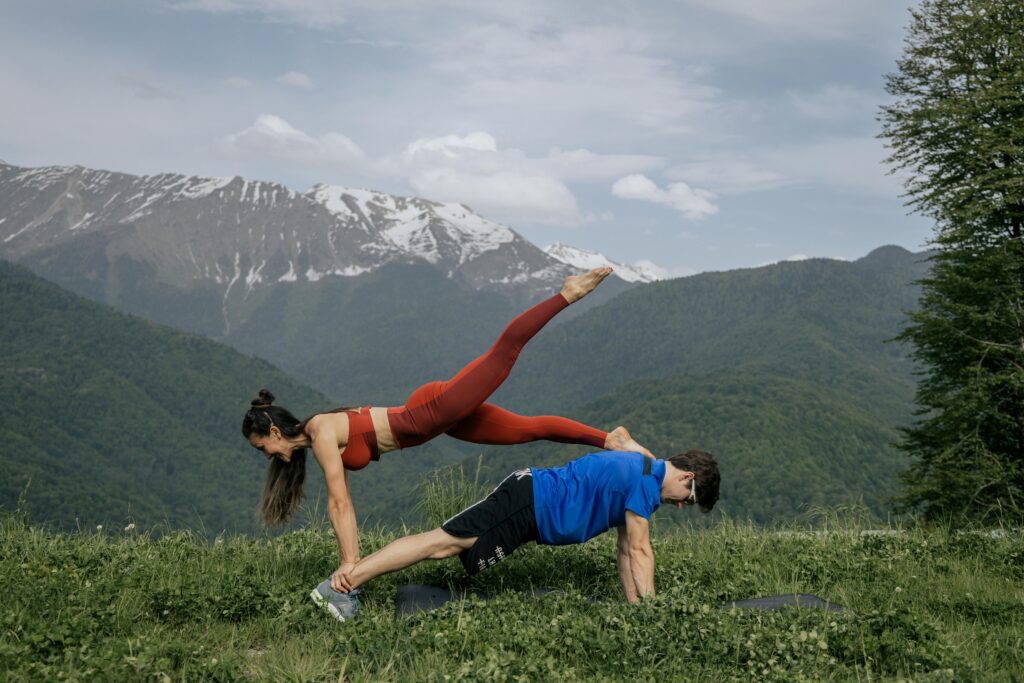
[342,528,476,591]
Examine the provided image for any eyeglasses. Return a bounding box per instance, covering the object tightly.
[687,480,697,505]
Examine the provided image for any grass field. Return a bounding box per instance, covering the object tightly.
[2,492,1023,681]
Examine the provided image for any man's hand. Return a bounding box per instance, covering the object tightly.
[331,562,356,593]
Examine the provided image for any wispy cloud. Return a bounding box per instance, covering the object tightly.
[431,25,719,135]
[112,74,182,101]
[611,174,718,220]
[220,115,364,165]
[409,167,581,225]
[665,158,789,195]
[277,71,314,89]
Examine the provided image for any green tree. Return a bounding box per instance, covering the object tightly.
[881,0,1024,522]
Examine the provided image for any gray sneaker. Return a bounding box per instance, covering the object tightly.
[310,580,361,622]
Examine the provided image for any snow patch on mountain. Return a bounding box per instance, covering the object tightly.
[179,176,234,200]
[543,242,665,283]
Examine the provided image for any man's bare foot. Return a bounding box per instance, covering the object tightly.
[604,426,655,458]
[561,266,613,304]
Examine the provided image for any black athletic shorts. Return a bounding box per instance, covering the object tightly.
[441,469,538,575]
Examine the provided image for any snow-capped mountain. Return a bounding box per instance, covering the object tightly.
[0,162,580,295]
[0,161,653,348]
[544,242,665,283]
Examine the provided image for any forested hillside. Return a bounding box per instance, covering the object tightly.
[1,245,930,530]
[450,246,930,523]
[0,261,457,532]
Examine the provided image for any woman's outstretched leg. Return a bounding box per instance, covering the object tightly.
[445,403,607,447]
[388,268,612,448]
[446,403,654,456]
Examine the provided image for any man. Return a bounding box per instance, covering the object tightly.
[310,449,720,620]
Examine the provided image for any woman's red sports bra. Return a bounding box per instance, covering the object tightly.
[340,406,380,471]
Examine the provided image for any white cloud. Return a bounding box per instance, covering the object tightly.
[277,71,314,89]
[401,133,661,183]
[214,121,659,225]
[611,174,718,220]
[220,115,365,165]
[409,167,581,225]
[407,132,498,157]
[392,131,662,225]
[542,148,664,183]
[787,84,874,121]
[665,158,789,195]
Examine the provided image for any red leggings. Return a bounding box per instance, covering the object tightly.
[386,294,608,450]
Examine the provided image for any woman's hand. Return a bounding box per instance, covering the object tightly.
[331,562,357,593]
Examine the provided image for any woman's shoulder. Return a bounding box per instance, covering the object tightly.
[305,411,351,438]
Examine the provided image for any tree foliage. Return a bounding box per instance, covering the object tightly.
[881,0,1024,521]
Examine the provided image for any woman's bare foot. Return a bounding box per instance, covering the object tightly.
[561,267,613,304]
[604,426,655,458]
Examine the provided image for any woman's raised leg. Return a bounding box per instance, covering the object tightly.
[388,267,612,447]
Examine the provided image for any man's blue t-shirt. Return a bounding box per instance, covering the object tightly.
[531,451,665,545]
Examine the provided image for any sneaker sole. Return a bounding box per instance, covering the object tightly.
[309,588,346,622]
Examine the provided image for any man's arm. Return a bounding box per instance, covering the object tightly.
[616,525,637,603]
[622,511,655,602]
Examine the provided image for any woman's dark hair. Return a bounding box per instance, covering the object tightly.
[242,389,357,527]
[667,449,720,513]
[242,389,308,527]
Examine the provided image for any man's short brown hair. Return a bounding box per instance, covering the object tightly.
[667,450,720,513]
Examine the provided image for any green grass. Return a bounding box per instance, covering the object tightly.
[2,504,1022,681]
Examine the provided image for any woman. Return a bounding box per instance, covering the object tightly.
[242,267,651,590]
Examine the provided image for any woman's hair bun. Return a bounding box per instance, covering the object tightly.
[251,389,275,409]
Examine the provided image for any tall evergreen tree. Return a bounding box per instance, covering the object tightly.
[881,0,1024,522]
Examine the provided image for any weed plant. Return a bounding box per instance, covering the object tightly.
[2,482,1023,681]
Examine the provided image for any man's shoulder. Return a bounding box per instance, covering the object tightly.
[572,451,649,477]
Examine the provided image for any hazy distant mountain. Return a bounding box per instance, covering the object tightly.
[0,162,636,337]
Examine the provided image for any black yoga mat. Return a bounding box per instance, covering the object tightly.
[720,594,844,612]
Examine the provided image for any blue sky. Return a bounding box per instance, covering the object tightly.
[0,0,933,276]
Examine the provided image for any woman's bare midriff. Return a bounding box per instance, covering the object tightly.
[369,407,399,454]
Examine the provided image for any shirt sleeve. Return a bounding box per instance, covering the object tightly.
[624,468,656,519]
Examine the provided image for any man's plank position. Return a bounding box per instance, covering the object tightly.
[325,449,720,614]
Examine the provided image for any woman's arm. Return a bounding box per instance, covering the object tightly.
[309,419,361,591]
